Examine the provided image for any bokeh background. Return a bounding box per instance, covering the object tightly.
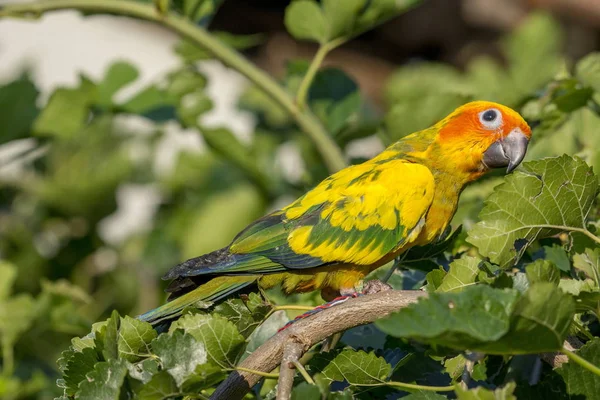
[1,0,599,398]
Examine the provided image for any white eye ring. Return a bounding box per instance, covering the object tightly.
[479,108,503,130]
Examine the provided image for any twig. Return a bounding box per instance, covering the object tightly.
[295,38,345,110]
[0,0,346,173]
[277,337,308,400]
[210,290,427,400]
[292,360,315,385]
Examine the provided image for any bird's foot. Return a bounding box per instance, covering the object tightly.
[361,279,393,295]
[277,280,392,332]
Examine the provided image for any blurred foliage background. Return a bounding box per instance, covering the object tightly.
[0,0,600,399]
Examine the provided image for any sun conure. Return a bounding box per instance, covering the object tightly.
[139,101,531,325]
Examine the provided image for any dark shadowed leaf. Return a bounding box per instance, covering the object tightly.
[62,347,98,396]
[376,285,518,350]
[479,283,574,354]
[0,74,39,144]
[557,338,600,400]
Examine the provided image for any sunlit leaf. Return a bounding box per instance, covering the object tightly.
[152,330,209,387]
[467,156,598,269]
[320,349,391,385]
[76,359,128,400]
[170,313,244,367]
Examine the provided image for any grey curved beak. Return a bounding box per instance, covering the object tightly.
[482,128,529,173]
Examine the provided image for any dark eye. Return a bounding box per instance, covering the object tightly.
[482,110,497,122]
[479,108,503,129]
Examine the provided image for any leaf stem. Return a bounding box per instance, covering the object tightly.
[291,360,315,385]
[561,347,600,377]
[0,0,346,172]
[537,225,600,245]
[1,338,14,377]
[360,381,456,392]
[295,38,345,110]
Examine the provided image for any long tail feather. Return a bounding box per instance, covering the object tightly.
[137,275,258,326]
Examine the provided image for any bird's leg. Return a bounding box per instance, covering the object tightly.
[278,280,393,332]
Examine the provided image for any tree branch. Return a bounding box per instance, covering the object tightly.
[277,336,308,400]
[0,0,347,173]
[211,290,427,400]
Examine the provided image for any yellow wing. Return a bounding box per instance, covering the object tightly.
[282,159,436,265]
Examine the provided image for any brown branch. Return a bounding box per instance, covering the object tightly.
[277,336,308,400]
[211,290,427,400]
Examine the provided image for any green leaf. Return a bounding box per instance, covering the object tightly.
[436,256,481,293]
[376,285,519,351]
[76,359,128,400]
[95,310,120,361]
[213,296,269,338]
[97,62,139,107]
[284,1,328,43]
[0,293,37,349]
[539,244,570,272]
[0,74,39,144]
[0,261,17,300]
[151,330,208,387]
[199,127,269,191]
[170,313,244,367]
[573,248,600,285]
[467,155,599,269]
[181,184,265,259]
[136,371,180,400]
[425,269,446,292]
[557,338,600,400]
[525,259,560,285]
[117,316,157,362]
[355,0,420,32]
[576,52,600,92]
[127,358,160,384]
[33,77,97,138]
[574,291,600,317]
[384,64,471,142]
[292,382,322,400]
[322,0,365,39]
[63,347,99,396]
[501,12,562,103]
[181,363,226,393]
[177,91,213,127]
[479,283,574,354]
[320,349,391,385]
[455,382,516,400]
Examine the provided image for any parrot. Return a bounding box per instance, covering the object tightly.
[139,101,531,326]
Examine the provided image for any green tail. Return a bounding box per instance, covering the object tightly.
[138,275,258,326]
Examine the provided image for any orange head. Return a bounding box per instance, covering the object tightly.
[434,101,532,175]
